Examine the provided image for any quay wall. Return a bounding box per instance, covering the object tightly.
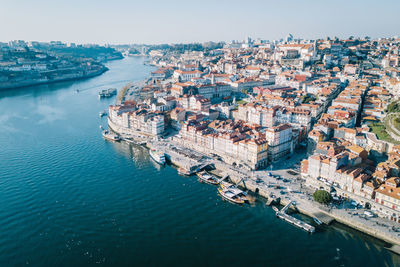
[113,134,400,250]
[214,162,400,248]
[323,209,400,247]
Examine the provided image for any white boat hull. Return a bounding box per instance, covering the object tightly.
[150,150,166,165]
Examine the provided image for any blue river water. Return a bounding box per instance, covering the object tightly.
[0,57,399,266]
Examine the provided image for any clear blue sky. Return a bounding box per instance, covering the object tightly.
[1,0,399,44]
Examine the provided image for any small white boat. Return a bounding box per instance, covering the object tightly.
[218,187,248,204]
[178,167,193,176]
[99,110,107,117]
[197,171,218,185]
[102,130,120,141]
[149,149,166,165]
[98,88,117,98]
[313,217,323,225]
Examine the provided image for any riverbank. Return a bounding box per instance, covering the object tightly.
[109,123,400,254]
[0,67,108,91]
[158,137,400,252]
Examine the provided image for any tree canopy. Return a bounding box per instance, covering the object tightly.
[313,190,332,204]
[387,101,400,113]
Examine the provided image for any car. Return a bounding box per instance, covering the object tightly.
[332,196,340,201]
[363,211,374,217]
[268,172,272,176]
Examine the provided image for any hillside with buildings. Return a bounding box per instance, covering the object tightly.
[0,40,123,90]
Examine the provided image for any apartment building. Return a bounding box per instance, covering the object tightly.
[265,124,293,161]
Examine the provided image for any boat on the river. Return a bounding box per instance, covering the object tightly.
[218,187,247,204]
[102,130,120,141]
[197,171,218,185]
[313,217,323,225]
[178,167,194,176]
[219,180,236,190]
[99,110,107,117]
[149,149,166,165]
[98,88,117,98]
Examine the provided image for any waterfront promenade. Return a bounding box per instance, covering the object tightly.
[114,127,400,250]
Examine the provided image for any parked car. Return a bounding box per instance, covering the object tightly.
[364,211,375,218]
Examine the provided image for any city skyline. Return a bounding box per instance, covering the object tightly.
[1,0,400,44]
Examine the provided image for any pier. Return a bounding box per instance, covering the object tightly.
[276,201,315,233]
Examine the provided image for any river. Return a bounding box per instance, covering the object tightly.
[0,57,399,266]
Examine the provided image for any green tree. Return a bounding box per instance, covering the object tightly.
[387,101,400,113]
[313,190,332,204]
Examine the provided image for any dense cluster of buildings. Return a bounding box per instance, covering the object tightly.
[109,36,400,222]
[0,40,122,89]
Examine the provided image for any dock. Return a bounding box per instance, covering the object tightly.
[275,201,315,233]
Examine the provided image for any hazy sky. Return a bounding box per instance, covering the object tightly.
[1,0,399,44]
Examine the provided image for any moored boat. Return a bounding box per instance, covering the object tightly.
[99,110,107,117]
[219,180,235,190]
[178,167,193,176]
[149,149,166,165]
[102,130,120,141]
[197,171,218,185]
[98,88,117,98]
[218,187,245,204]
[313,217,323,225]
